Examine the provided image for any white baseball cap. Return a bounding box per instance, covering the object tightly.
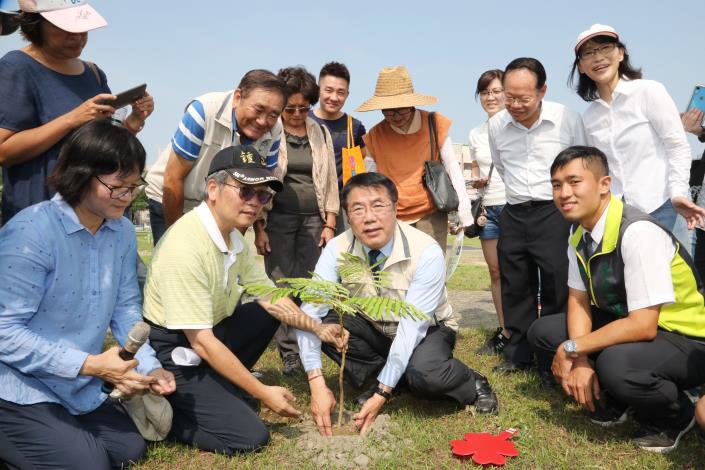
[575,24,619,53]
[19,0,106,33]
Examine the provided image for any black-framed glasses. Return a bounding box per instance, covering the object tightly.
[579,43,617,61]
[95,176,145,199]
[222,182,274,204]
[283,105,311,115]
[382,107,413,117]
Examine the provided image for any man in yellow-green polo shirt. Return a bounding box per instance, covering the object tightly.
[142,145,346,455]
[528,146,705,454]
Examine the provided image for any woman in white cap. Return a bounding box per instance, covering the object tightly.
[0,0,154,224]
[357,66,472,250]
[570,24,704,246]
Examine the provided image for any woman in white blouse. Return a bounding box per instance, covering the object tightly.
[467,69,509,355]
[570,24,704,247]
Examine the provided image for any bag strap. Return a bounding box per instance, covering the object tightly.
[84,61,102,88]
[346,114,354,148]
[428,112,440,162]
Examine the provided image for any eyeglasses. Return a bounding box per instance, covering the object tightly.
[222,182,274,204]
[479,88,504,98]
[504,95,534,106]
[95,176,145,199]
[348,202,393,219]
[382,108,413,117]
[283,105,311,115]
[579,43,617,61]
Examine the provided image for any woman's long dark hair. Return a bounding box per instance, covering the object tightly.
[569,36,642,102]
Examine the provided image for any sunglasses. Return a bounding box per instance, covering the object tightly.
[222,182,274,204]
[283,105,311,115]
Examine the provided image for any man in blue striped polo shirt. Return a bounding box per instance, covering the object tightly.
[145,69,287,243]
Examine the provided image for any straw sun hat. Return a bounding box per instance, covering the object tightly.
[356,66,437,112]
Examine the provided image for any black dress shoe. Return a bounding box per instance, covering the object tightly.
[493,360,531,373]
[473,374,499,414]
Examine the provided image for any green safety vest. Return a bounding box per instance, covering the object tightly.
[570,196,705,339]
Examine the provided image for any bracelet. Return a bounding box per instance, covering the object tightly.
[308,374,323,382]
[323,224,335,231]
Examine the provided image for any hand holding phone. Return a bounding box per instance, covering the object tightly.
[686,85,705,125]
[110,83,147,109]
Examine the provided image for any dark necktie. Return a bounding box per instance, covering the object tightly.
[583,232,596,257]
[368,249,382,272]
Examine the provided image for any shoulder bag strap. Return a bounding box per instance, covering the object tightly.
[84,61,102,88]
[428,112,440,162]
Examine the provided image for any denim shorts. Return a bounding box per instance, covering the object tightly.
[479,204,504,240]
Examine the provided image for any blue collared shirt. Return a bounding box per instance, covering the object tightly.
[297,235,445,388]
[0,195,161,415]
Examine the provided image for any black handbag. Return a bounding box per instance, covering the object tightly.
[464,164,494,238]
[423,112,459,212]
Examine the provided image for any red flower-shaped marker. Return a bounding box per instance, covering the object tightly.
[450,428,519,466]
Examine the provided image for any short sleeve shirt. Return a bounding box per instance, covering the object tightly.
[0,51,110,223]
[143,205,274,329]
[309,112,366,190]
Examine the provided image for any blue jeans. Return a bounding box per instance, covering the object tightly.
[148,198,166,246]
[479,204,504,240]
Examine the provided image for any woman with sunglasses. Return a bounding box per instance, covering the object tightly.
[0,119,175,469]
[0,0,154,225]
[466,69,510,356]
[570,24,703,246]
[254,66,338,376]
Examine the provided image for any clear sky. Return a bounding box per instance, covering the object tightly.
[2,0,703,163]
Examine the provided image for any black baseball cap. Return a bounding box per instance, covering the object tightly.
[207,145,283,192]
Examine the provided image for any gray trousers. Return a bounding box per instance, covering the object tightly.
[264,211,324,358]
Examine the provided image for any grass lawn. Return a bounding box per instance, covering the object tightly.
[132,329,705,469]
[130,228,704,468]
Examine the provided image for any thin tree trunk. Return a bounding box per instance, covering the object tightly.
[337,311,347,427]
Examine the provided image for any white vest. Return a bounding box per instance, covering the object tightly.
[334,222,459,337]
[145,91,283,212]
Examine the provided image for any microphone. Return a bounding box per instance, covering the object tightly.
[101,321,151,394]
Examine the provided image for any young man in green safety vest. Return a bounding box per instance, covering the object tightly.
[528,145,705,454]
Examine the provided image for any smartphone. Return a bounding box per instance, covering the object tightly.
[686,85,705,114]
[110,83,147,109]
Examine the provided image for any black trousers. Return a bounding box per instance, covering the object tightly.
[0,398,145,470]
[148,302,280,455]
[320,312,478,405]
[497,202,570,364]
[528,312,705,429]
[264,211,324,360]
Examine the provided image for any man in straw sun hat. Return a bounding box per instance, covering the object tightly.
[357,66,472,251]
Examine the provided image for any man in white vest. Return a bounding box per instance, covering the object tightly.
[296,173,498,436]
[144,69,287,243]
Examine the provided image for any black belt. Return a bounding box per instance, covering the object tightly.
[509,200,554,208]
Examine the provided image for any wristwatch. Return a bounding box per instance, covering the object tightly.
[562,339,579,358]
[374,386,392,400]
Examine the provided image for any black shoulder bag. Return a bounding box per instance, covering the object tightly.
[423,112,459,212]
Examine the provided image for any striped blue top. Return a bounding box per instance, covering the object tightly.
[171,100,280,168]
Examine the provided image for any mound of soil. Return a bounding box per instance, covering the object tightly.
[289,410,400,468]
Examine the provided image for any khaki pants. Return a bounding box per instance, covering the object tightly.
[410,210,448,253]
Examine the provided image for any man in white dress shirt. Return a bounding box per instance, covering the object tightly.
[488,57,587,376]
[296,173,498,436]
